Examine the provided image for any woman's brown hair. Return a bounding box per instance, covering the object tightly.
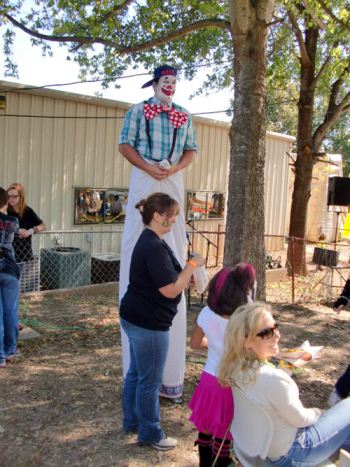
[135,192,179,226]
[0,187,9,209]
[7,182,26,218]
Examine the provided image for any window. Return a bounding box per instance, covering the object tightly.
[186,191,225,221]
[74,187,128,225]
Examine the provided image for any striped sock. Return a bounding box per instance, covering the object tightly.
[212,437,231,458]
[195,432,213,447]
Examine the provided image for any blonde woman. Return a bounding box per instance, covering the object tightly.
[218,303,350,465]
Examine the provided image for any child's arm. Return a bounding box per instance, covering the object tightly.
[190,324,208,349]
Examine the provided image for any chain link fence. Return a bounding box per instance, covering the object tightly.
[285,238,350,304]
[17,229,123,294]
[16,228,350,306]
[187,230,350,305]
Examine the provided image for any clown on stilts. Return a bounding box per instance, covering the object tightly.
[118,65,198,401]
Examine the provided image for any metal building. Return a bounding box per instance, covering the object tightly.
[0,80,294,260]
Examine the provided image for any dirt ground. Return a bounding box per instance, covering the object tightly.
[0,284,349,467]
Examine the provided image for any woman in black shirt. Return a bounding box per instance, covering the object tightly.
[7,183,46,293]
[7,183,46,262]
[120,192,203,451]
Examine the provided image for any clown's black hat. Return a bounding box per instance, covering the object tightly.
[141,65,178,89]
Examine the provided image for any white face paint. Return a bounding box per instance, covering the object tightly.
[153,75,177,104]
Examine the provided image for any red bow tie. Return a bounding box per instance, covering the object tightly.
[144,103,188,128]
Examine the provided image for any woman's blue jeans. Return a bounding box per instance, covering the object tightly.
[0,272,19,363]
[121,318,169,444]
[269,398,350,466]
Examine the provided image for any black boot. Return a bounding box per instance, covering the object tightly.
[212,456,234,467]
[195,433,213,467]
[197,444,213,467]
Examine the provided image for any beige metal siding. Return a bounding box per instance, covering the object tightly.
[306,154,344,242]
[1,88,130,231]
[286,153,345,243]
[0,82,294,259]
[264,133,292,237]
[185,119,230,191]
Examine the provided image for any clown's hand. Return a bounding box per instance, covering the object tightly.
[158,160,171,170]
[146,164,169,180]
[166,164,180,177]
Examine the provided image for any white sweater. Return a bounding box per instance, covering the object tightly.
[239,364,322,458]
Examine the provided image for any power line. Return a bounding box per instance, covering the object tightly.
[0,73,150,93]
[0,97,298,119]
[0,110,234,119]
[0,114,126,119]
[192,110,232,116]
[0,61,232,94]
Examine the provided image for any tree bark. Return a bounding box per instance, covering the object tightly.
[224,0,275,299]
[287,27,319,275]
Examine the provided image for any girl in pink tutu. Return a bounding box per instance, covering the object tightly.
[189,263,256,467]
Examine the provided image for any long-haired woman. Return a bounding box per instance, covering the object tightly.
[218,303,350,466]
[7,183,45,292]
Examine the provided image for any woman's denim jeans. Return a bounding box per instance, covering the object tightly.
[121,318,169,444]
[0,272,19,363]
[269,398,350,466]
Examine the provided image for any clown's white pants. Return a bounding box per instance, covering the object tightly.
[119,166,187,398]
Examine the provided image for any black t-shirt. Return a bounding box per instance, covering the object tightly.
[120,228,183,331]
[11,206,43,262]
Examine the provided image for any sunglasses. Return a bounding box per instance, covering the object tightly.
[256,323,279,340]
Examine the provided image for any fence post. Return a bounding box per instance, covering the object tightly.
[216,224,221,268]
[291,236,295,303]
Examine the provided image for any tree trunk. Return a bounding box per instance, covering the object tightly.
[287,27,319,275]
[224,0,275,300]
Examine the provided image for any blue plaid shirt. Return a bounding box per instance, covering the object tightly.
[119,97,197,163]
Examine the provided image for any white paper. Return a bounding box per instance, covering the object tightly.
[192,265,209,294]
[277,340,323,367]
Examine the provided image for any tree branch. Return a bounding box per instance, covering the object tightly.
[316,0,350,32]
[302,0,326,29]
[268,15,287,27]
[5,13,231,54]
[314,157,340,168]
[313,74,350,151]
[124,18,232,53]
[4,13,106,46]
[99,0,135,23]
[288,11,312,68]
[313,53,332,87]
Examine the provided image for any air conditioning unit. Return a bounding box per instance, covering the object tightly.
[19,256,40,293]
[91,254,120,284]
[312,247,339,267]
[40,247,91,290]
